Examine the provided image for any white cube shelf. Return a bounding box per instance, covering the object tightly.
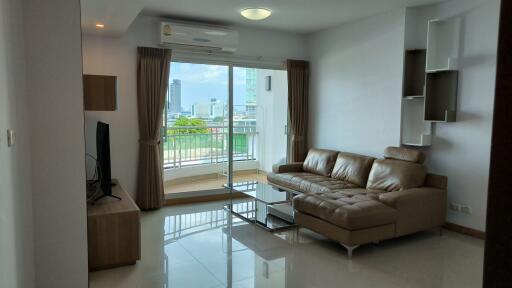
[426,17,461,72]
[402,97,432,146]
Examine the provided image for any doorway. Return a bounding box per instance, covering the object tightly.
[162,62,289,196]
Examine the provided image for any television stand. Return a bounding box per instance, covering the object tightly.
[87,179,140,271]
[91,193,122,205]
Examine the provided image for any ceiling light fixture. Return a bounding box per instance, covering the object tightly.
[95,23,105,29]
[240,8,272,21]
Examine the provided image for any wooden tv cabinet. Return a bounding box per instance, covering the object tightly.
[87,179,140,271]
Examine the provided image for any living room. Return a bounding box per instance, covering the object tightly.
[1,0,511,287]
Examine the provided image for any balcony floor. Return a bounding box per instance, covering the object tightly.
[164,172,267,194]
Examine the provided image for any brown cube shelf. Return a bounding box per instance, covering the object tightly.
[425,70,458,122]
[83,74,117,111]
[403,49,426,97]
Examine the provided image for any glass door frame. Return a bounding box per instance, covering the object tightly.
[163,56,288,197]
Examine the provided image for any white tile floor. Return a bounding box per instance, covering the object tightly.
[89,200,485,288]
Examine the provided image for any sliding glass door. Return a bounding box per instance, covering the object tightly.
[232,67,289,185]
[163,62,230,194]
[162,61,288,196]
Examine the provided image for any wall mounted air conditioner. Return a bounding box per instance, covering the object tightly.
[160,22,238,53]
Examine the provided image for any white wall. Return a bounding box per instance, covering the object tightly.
[418,0,500,231]
[0,0,34,287]
[23,0,89,287]
[306,9,406,157]
[82,15,306,198]
[306,0,500,231]
[256,69,289,172]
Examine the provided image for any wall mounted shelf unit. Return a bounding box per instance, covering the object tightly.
[401,49,432,147]
[404,49,427,97]
[426,17,461,72]
[424,70,458,122]
[402,97,432,146]
[400,11,461,147]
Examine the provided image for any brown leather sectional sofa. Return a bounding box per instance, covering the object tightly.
[267,147,447,258]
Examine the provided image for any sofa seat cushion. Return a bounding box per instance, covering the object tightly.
[331,152,375,187]
[267,172,359,193]
[293,191,397,230]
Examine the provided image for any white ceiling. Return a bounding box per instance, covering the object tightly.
[82,0,448,36]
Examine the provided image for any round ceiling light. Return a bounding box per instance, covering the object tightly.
[240,8,272,20]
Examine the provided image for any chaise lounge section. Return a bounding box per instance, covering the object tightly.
[268,147,447,258]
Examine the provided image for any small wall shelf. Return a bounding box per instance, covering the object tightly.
[426,17,461,72]
[425,71,458,122]
[404,49,427,97]
[402,97,432,146]
[401,49,431,147]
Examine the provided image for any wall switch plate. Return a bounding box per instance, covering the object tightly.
[461,205,473,214]
[7,129,15,147]
[449,203,461,212]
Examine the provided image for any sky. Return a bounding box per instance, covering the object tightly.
[169,62,249,111]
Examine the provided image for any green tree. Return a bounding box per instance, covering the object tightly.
[213,116,225,123]
[169,116,208,134]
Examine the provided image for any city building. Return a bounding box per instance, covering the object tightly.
[168,79,181,113]
[245,68,257,119]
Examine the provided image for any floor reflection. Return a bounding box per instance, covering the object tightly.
[90,200,485,288]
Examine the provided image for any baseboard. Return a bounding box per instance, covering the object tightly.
[443,222,486,240]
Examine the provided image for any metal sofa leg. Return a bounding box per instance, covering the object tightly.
[340,243,360,259]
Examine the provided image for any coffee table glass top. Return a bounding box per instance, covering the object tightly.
[227,181,290,205]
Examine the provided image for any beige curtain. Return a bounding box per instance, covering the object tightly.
[135,47,171,210]
[287,59,310,162]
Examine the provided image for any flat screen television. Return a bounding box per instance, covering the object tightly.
[95,121,118,201]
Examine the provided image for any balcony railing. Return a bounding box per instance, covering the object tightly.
[163,125,257,169]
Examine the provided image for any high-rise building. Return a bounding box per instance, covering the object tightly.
[210,98,225,119]
[245,68,257,119]
[192,98,225,119]
[169,79,182,113]
[192,102,210,119]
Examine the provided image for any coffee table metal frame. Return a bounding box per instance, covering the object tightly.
[224,182,297,232]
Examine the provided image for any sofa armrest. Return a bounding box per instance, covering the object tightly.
[378,187,447,236]
[272,162,304,173]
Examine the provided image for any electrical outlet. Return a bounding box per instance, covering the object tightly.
[461,205,473,214]
[449,203,461,212]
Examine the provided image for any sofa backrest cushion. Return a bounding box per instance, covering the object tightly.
[383,146,426,164]
[303,148,339,176]
[366,159,427,192]
[331,152,375,187]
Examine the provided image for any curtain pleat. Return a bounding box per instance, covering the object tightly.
[287,59,310,163]
[136,47,172,210]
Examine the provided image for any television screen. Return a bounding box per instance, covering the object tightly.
[96,121,112,196]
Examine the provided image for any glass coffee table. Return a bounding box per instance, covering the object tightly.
[225,181,297,231]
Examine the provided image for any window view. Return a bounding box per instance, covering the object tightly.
[163,62,288,194]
